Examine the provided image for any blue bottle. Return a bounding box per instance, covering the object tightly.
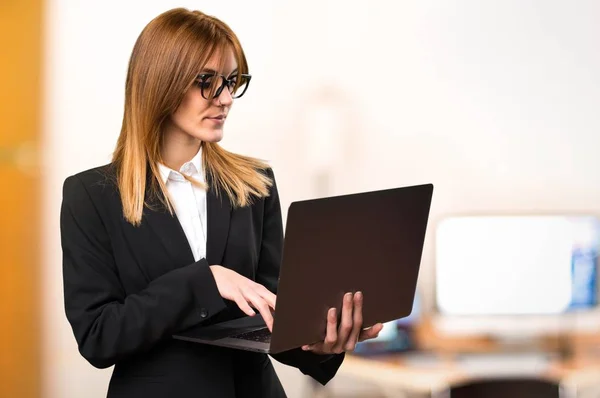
[569,246,598,310]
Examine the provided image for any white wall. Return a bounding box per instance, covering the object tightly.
[43,1,600,397]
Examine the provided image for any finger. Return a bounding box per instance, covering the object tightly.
[255,284,277,310]
[345,291,363,351]
[358,323,384,342]
[302,342,321,351]
[333,292,354,353]
[245,289,274,332]
[322,307,338,353]
[233,291,256,317]
[302,307,339,353]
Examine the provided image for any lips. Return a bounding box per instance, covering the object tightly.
[206,114,226,120]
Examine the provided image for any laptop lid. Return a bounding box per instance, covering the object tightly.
[269,183,433,353]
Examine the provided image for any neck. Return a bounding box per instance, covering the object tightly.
[161,128,201,171]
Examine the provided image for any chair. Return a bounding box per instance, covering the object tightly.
[433,377,573,398]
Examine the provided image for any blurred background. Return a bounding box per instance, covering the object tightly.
[1,0,600,397]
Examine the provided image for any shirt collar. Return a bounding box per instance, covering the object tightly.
[158,146,203,184]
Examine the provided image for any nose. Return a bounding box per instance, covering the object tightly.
[214,86,233,107]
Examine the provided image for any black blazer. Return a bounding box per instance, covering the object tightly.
[60,164,344,398]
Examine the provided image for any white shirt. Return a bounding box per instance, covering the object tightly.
[158,148,207,262]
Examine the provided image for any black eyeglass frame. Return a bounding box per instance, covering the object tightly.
[194,73,252,100]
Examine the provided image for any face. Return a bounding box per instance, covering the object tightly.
[163,48,238,145]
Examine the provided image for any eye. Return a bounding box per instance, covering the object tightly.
[196,74,215,89]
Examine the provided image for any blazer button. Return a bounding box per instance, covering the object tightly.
[199,308,208,318]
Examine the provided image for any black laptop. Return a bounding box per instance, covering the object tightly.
[173,183,433,354]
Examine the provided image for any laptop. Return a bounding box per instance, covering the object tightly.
[173,183,434,354]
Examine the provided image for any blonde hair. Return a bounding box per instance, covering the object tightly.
[112,8,272,226]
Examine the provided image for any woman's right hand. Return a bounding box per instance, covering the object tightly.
[209,265,277,331]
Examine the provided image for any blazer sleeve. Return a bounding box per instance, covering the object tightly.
[255,168,345,386]
[60,175,227,369]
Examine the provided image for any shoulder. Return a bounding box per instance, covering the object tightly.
[255,166,280,209]
[257,165,275,180]
[256,165,277,196]
[63,163,118,203]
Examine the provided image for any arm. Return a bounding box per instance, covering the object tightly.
[61,175,227,369]
[255,168,345,385]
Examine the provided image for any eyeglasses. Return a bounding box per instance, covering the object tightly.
[194,73,252,100]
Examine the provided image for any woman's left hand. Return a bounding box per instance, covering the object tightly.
[301,291,383,354]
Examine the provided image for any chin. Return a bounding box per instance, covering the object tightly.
[197,129,224,143]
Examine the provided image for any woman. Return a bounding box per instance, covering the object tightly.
[60,8,382,398]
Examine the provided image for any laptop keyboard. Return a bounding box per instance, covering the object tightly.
[232,327,272,343]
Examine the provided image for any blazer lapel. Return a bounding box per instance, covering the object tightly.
[143,171,232,268]
[144,203,195,267]
[206,179,232,266]
[143,173,195,267]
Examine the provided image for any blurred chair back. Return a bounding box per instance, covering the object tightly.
[435,378,566,398]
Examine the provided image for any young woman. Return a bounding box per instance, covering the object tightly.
[60,8,382,398]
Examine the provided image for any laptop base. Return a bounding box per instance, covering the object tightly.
[173,315,272,353]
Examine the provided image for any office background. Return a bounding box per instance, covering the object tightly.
[1,0,599,397]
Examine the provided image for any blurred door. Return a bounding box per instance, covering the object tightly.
[0,0,42,397]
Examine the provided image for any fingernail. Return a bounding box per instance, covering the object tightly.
[355,291,362,299]
[345,292,352,301]
[330,308,336,317]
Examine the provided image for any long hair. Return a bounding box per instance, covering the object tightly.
[112,8,272,226]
